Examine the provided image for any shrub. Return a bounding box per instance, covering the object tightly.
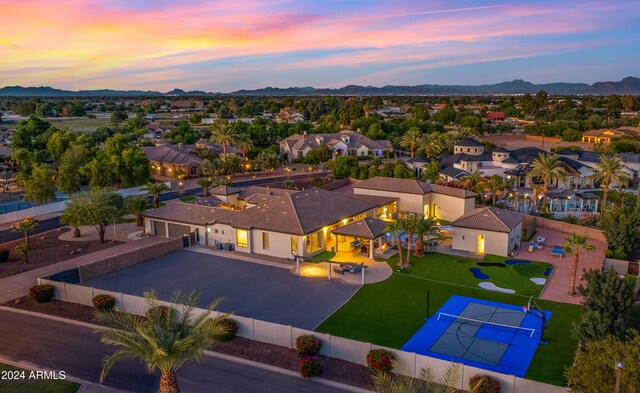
[145,305,170,320]
[296,335,322,358]
[298,356,321,378]
[0,247,9,263]
[216,318,239,341]
[469,375,501,393]
[366,349,395,373]
[92,294,115,311]
[29,284,55,303]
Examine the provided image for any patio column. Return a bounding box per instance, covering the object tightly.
[296,258,300,276]
[580,199,584,211]
[564,199,568,212]
[595,199,599,213]
[369,239,374,259]
[334,234,338,252]
[328,262,331,281]
[361,267,365,285]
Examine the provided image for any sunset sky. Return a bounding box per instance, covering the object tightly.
[1,0,638,92]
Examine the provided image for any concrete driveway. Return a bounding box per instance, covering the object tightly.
[83,249,359,329]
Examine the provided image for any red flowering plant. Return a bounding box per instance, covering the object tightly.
[298,356,321,378]
[92,294,115,311]
[296,335,322,358]
[29,284,55,303]
[366,349,395,373]
[469,374,501,393]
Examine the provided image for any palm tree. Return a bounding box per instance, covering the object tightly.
[124,196,152,227]
[461,172,485,192]
[410,216,437,256]
[400,127,422,158]
[484,175,507,206]
[528,153,566,212]
[563,233,595,296]
[196,178,213,197]
[401,217,415,267]
[385,220,403,268]
[529,184,545,214]
[210,121,238,161]
[456,126,480,139]
[12,216,38,247]
[589,155,630,211]
[608,187,632,207]
[95,290,229,393]
[372,363,464,393]
[283,179,296,189]
[142,182,170,208]
[235,134,254,164]
[420,133,443,158]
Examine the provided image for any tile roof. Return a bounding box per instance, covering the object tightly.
[281,130,392,152]
[353,177,476,198]
[237,186,297,200]
[144,202,238,226]
[189,197,223,207]
[140,145,201,166]
[440,166,470,179]
[348,194,398,206]
[211,185,240,196]
[217,188,377,235]
[331,218,389,239]
[428,183,476,198]
[452,206,523,233]
[455,138,484,147]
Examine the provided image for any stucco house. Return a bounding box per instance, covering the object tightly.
[451,207,523,257]
[352,177,476,221]
[280,130,393,162]
[140,144,203,178]
[581,127,639,144]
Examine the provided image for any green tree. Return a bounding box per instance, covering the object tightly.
[385,220,403,268]
[234,134,254,164]
[400,127,422,157]
[564,233,595,296]
[12,216,39,247]
[329,156,358,179]
[15,242,30,264]
[124,195,152,227]
[210,121,238,161]
[95,290,229,393]
[565,331,640,392]
[253,152,278,174]
[142,182,170,208]
[528,153,566,211]
[110,108,128,125]
[10,116,51,151]
[421,161,440,182]
[57,145,92,194]
[484,175,507,206]
[410,216,437,256]
[420,133,443,158]
[201,158,223,177]
[302,146,331,167]
[283,179,296,189]
[589,155,630,211]
[222,155,243,176]
[60,188,123,243]
[196,178,213,197]
[23,163,56,205]
[121,147,152,187]
[573,269,635,344]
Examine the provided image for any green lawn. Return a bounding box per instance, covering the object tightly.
[384,252,553,297]
[179,196,197,202]
[308,251,336,262]
[0,363,79,393]
[316,252,581,386]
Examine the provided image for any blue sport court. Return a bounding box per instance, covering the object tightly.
[401,295,551,377]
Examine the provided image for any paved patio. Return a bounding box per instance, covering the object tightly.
[523,228,606,304]
[83,249,359,329]
[297,251,393,285]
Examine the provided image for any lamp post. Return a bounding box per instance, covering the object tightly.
[614,361,624,393]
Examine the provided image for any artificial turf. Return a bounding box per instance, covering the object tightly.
[315,252,581,386]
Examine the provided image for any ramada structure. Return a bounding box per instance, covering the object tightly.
[143,177,524,260]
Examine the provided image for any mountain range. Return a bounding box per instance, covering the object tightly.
[1,77,639,97]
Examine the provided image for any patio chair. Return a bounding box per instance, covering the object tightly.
[536,235,545,244]
[332,266,344,275]
[349,265,363,274]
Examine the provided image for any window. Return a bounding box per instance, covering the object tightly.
[262,232,269,250]
[291,236,298,255]
[214,229,219,234]
[221,230,226,234]
[236,230,248,247]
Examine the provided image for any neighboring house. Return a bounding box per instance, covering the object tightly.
[452,207,523,257]
[144,122,176,139]
[352,177,476,221]
[194,139,241,158]
[406,156,430,178]
[484,111,505,123]
[275,107,305,123]
[140,144,202,178]
[581,127,640,144]
[555,148,634,187]
[280,130,393,162]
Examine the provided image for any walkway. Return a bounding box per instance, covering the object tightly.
[0,236,174,303]
[523,228,606,305]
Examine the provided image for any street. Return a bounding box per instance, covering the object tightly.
[0,310,353,393]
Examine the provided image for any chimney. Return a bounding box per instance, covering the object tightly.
[178,143,183,149]
[303,131,308,137]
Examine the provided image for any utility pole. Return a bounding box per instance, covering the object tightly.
[614,361,624,393]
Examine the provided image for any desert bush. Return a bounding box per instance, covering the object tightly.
[92,294,115,311]
[216,318,239,341]
[296,335,322,358]
[29,284,55,303]
[366,349,395,373]
[469,374,501,393]
[298,356,321,378]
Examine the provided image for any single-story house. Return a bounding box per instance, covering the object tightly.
[451,207,523,257]
[352,177,476,221]
[140,144,203,178]
[280,130,393,162]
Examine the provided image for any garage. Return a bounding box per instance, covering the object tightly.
[168,223,191,238]
[152,220,167,237]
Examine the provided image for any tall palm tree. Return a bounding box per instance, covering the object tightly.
[400,127,422,158]
[401,217,416,267]
[484,175,507,206]
[372,363,464,393]
[528,153,566,212]
[529,184,545,214]
[124,195,152,227]
[196,178,213,197]
[210,121,238,161]
[608,187,632,208]
[456,126,479,139]
[385,220,403,268]
[420,133,443,158]
[461,172,485,191]
[235,134,254,164]
[142,182,170,208]
[563,233,595,296]
[12,216,39,247]
[410,216,437,256]
[589,155,630,211]
[95,290,229,393]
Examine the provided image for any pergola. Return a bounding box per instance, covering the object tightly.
[547,190,599,213]
[331,217,389,259]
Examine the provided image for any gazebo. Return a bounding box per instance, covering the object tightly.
[330,217,389,259]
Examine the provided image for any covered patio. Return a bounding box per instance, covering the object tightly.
[546,190,599,214]
[329,217,392,259]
